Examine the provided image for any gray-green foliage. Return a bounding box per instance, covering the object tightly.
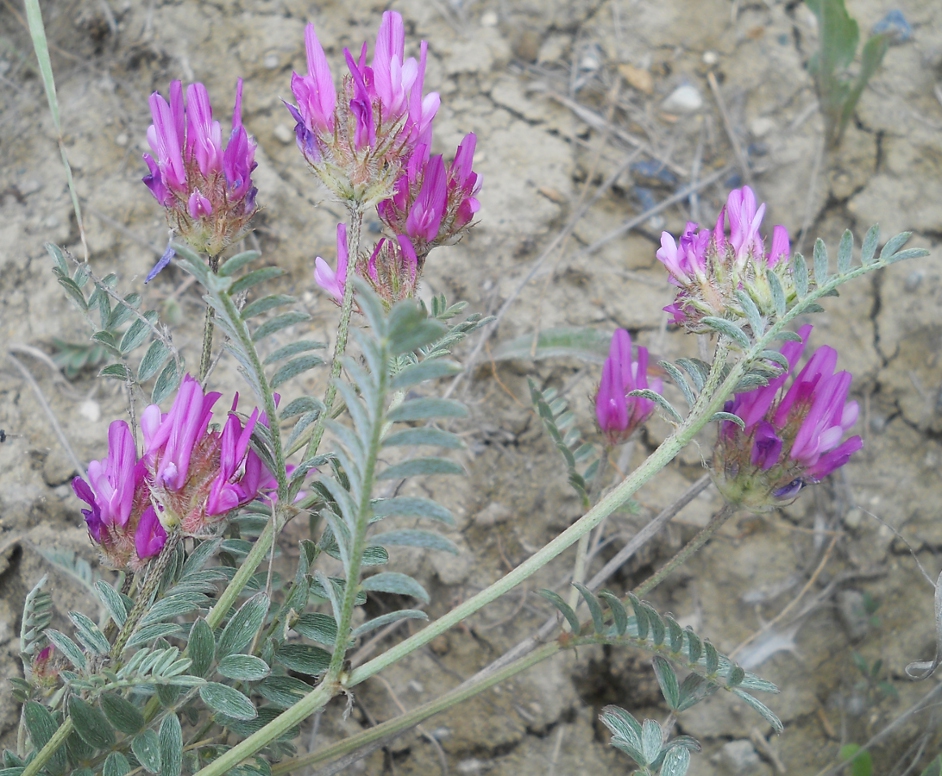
[311,281,467,647]
[528,381,600,509]
[805,0,889,147]
[600,705,698,775]
[544,585,783,733]
[48,243,184,402]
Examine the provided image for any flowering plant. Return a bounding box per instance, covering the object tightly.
[13,6,936,776]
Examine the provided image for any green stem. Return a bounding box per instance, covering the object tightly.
[190,332,767,774]
[272,642,558,775]
[632,502,737,598]
[20,717,73,776]
[326,356,386,681]
[300,207,364,463]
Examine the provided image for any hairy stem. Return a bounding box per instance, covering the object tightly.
[273,643,558,775]
[327,359,387,681]
[198,255,221,384]
[633,502,737,598]
[301,207,364,463]
[110,531,181,659]
[20,717,73,776]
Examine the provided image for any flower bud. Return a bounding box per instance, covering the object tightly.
[595,329,663,445]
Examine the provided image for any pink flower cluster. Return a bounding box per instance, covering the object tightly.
[142,79,258,264]
[289,12,481,306]
[712,325,863,510]
[657,186,793,333]
[73,376,274,569]
[595,330,664,445]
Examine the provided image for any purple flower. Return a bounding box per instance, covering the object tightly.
[595,329,663,445]
[713,325,863,510]
[135,505,167,560]
[74,420,138,534]
[292,22,336,135]
[72,420,167,570]
[372,11,416,120]
[141,375,221,493]
[142,79,258,259]
[314,223,349,304]
[656,186,794,333]
[406,154,447,241]
[141,375,274,532]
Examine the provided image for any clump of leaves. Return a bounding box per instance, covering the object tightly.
[805,0,889,147]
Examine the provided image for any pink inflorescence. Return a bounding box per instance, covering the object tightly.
[656,186,793,334]
[288,11,481,306]
[141,375,276,533]
[595,329,664,445]
[72,376,275,569]
[712,324,863,510]
[72,420,167,571]
[142,79,258,266]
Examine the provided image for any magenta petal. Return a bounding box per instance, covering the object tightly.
[135,506,167,559]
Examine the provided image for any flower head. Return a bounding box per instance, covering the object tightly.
[595,330,664,445]
[141,375,273,533]
[657,186,794,333]
[143,79,258,264]
[72,420,167,571]
[712,325,863,510]
[287,12,439,206]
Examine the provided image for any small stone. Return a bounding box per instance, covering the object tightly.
[457,759,488,774]
[618,63,654,95]
[274,124,294,145]
[480,11,498,27]
[749,117,777,138]
[115,132,129,147]
[264,53,280,70]
[716,739,762,775]
[843,508,864,530]
[43,448,77,487]
[429,634,450,656]
[79,400,101,422]
[904,270,924,292]
[661,84,703,114]
[837,589,871,640]
[19,178,43,196]
[474,502,511,527]
[703,50,719,66]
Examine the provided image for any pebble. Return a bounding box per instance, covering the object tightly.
[115,132,129,147]
[474,502,511,527]
[904,270,924,292]
[80,399,101,422]
[702,50,719,66]
[749,117,777,138]
[19,178,43,196]
[715,739,762,775]
[843,507,864,529]
[837,589,871,640]
[618,63,654,94]
[273,124,294,145]
[661,84,703,114]
[480,10,498,27]
[263,53,280,70]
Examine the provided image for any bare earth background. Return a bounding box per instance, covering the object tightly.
[1,0,942,773]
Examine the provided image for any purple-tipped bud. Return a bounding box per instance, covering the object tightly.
[292,22,336,135]
[712,325,862,510]
[595,329,663,445]
[314,223,349,304]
